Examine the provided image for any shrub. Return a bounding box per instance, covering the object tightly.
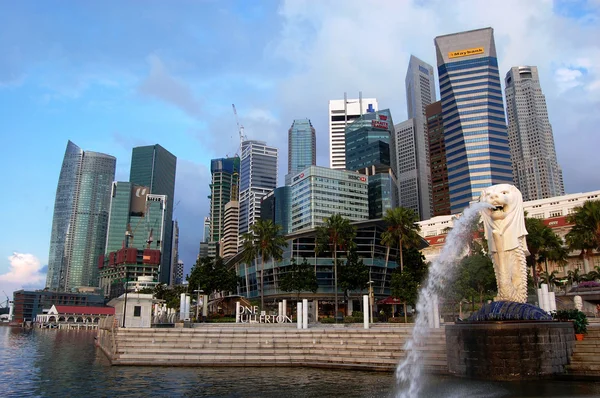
[553,309,589,334]
[577,281,600,288]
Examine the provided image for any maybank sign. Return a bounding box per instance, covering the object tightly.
[448,47,484,59]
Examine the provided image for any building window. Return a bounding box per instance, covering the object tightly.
[133,306,141,317]
[549,210,562,218]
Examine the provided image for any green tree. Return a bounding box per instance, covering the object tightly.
[315,214,357,320]
[279,257,319,302]
[152,284,189,309]
[241,219,288,310]
[382,207,421,322]
[566,200,600,273]
[525,217,565,287]
[339,248,370,311]
[454,252,497,310]
[390,248,428,312]
[187,256,238,296]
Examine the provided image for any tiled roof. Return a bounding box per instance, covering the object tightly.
[54,305,114,315]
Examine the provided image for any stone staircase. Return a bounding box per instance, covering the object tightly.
[565,325,600,378]
[110,325,448,373]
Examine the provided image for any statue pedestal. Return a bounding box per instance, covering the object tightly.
[445,321,575,380]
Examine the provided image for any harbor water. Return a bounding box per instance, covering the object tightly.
[1,327,600,398]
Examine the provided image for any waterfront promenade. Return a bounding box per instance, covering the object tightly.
[97,321,448,373]
[96,318,600,379]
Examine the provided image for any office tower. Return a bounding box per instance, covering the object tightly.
[130,144,177,284]
[402,55,436,220]
[208,157,240,247]
[290,166,369,232]
[46,141,116,291]
[434,27,513,213]
[99,189,167,297]
[239,140,278,237]
[260,186,292,234]
[173,260,184,285]
[221,201,240,259]
[505,66,564,201]
[170,220,179,285]
[345,109,398,218]
[329,94,378,169]
[288,119,316,175]
[426,101,451,216]
[202,217,210,243]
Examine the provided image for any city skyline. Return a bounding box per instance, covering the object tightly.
[2,1,600,297]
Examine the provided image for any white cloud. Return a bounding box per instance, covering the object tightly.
[138,54,203,119]
[0,253,46,298]
[555,68,584,92]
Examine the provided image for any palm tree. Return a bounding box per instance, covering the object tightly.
[566,200,600,273]
[525,217,564,287]
[241,219,287,310]
[539,270,560,292]
[315,214,357,321]
[382,207,421,323]
[382,207,421,273]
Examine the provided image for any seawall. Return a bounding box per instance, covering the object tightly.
[97,323,448,373]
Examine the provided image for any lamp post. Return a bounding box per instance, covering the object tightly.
[367,280,374,325]
[193,289,204,322]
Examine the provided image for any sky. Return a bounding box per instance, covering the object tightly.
[1,0,599,300]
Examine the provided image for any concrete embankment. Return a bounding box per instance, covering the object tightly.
[97,323,448,373]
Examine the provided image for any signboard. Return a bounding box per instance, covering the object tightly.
[448,47,484,59]
[237,305,293,324]
[130,185,149,216]
[379,114,388,121]
[348,174,367,182]
[293,172,305,183]
[371,120,389,130]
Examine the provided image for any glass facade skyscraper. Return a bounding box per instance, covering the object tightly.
[46,141,116,291]
[130,144,177,284]
[434,27,513,213]
[288,119,316,175]
[345,109,398,219]
[209,157,240,252]
[290,166,368,232]
[239,140,278,237]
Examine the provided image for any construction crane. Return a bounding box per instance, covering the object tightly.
[231,104,247,157]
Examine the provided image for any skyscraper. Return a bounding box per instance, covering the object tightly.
[401,55,436,220]
[426,101,451,216]
[329,95,378,169]
[434,27,513,213]
[290,166,369,232]
[208,157,240,255]
[239,140,278,237]
[221,201,240,259]
[46,141,116,291]
[288,119,316,175]
[345,109,398,218]
[130,144,177,284]
[505,66,564,201]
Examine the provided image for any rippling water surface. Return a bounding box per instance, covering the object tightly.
[1,327,600,398]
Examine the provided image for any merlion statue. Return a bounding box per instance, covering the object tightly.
[479,184,529,303]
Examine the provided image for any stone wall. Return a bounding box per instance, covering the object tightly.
[445,322,575,380]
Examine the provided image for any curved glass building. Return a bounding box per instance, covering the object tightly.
[46,141,116,291]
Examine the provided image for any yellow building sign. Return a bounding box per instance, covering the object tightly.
[448,47,484,59]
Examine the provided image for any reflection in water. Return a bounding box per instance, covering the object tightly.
[1,328,600,398]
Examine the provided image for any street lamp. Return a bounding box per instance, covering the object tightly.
[193,289,204,322]
[367,280,374,324]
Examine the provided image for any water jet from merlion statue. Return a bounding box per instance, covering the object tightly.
[395,184,574,398]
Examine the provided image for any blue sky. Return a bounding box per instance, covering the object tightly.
[1,0,599,298]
